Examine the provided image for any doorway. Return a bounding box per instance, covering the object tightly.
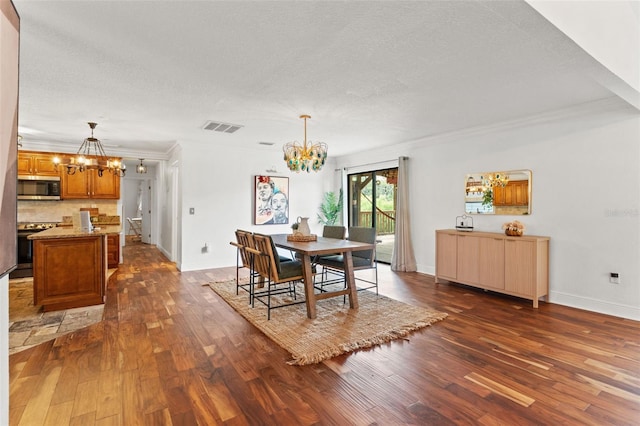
[348,168,398,264]
[123,174,155,246]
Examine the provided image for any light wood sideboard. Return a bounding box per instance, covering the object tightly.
[435,229,550,307]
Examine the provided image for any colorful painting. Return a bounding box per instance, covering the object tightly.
[254,175,289,225]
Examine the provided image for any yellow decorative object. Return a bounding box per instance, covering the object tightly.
[283,115,328,173]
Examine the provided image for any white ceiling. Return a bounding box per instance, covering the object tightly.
[14,0,624,165]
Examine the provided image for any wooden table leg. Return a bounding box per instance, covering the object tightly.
[343,251,359,310]
[301,254,317,319]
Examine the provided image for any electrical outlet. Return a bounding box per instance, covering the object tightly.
[610,272,620,284]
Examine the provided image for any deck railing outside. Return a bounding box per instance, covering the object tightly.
[358,210,395,235]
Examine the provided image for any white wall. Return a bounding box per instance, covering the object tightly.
[154,147,181,263]
[0,274,8,426]
[528,0,640,95]
[177,144,333,271]
[337,99,640,320]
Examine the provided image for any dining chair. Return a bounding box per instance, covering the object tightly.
[322,225,346,239]
[233,229,258,298]
[295,225,346,262]
[315,226,378,294]
[249,233,307,319]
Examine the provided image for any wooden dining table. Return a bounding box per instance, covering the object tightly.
[271,234,375,319]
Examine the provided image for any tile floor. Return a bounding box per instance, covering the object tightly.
[8,275,110,355]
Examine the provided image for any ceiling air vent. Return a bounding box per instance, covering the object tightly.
[202,120,243,134]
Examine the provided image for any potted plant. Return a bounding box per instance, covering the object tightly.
[317,189,343,225]
[481,188,493,209]
[502,220,525,236]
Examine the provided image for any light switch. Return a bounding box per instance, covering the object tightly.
[189,207,195,215]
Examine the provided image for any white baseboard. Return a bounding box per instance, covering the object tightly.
[549,291,640,321]
[417,265,639,321]
[157,244,179,270]
[417,265,435,276]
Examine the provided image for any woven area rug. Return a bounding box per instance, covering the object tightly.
[208,279,447,365]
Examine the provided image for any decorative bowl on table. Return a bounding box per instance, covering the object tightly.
[287,234,317,242]
[502,220,525,237]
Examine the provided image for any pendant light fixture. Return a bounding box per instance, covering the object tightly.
[136,159,148,174]
[53,122,125,177]
[283,115,327,173]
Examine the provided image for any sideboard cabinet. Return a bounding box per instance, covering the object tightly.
[435,229,549,307]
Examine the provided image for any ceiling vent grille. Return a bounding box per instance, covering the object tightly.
[202,120,243,134]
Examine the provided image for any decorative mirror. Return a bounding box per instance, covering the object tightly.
[464,169,532,215]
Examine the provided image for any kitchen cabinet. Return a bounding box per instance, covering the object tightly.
[435,229,549,307]
[493,180,529,206]
[32,234,107,311]
[107,234,120,268]
[60,167,120,199]
[17,150,60,177]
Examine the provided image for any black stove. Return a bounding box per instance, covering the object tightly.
[10,222,59,278]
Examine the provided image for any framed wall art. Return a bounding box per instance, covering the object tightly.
[254,175,289,225]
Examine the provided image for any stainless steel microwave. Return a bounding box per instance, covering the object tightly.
[17,175,61,200]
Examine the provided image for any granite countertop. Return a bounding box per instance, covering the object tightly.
[57,222,120,227]
[28,225,122,240]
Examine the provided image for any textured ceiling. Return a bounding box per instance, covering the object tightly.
[15,0,620,164]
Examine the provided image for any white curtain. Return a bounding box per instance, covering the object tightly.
[391,156,417,272]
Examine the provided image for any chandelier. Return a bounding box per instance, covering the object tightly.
[54,122,125,177]
[283,114,327,173]
[136,159,148,174]
[482,172,509,188]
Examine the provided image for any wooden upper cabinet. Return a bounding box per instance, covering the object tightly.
[493,180,529,206]
[91,171,120,199]
[18,150,120,199]
[61,169,120,199]
[59,154,121,199]
[17,151,60,177]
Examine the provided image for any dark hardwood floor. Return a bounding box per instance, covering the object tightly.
[9,240,640,425]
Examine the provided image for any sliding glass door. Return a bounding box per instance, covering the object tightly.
[348,168,397,263]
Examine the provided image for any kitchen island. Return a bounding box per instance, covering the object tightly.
[29,225,121,312]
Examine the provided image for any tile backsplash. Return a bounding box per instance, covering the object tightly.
[18,200,118,223]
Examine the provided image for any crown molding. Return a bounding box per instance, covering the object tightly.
[399,96,636,150]
[19,140,172,161]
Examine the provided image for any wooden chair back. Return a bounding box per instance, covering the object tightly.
[252,233,280,282]
[235,229,254,269]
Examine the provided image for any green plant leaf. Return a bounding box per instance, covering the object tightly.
[317,188,343,225]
